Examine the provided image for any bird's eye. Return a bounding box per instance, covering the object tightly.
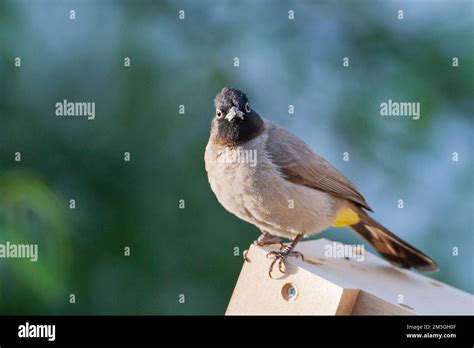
[245,102,251,113]
[216,110,223,118]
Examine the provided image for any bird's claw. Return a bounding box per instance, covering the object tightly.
[243,249,250,262]
[254,234,284,249]
[244,233,285,264]
[266,246,304,278]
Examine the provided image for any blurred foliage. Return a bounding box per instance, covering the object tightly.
[0,172,72,313]
[0,0,472,314]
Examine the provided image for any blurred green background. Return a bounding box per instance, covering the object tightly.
[0,0,472,314]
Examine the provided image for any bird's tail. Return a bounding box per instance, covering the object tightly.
[350,210,438,272]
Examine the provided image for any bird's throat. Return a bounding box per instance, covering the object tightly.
[213,113,265,147]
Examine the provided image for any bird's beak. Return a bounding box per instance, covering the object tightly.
[225,106,245,122]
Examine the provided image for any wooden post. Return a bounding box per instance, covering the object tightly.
[226,238,473,315]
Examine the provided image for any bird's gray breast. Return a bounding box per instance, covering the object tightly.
[205,134,267,224]
[205,126,338,238]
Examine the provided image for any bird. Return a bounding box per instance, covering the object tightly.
[204,87,438,278]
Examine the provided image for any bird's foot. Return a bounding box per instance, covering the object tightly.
[243,233,285,263]
[266,245,304,278]
[254,233,285,249]
[243,249,250,262]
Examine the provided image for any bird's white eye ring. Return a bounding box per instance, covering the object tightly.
[216,109,223,118]
[245,102,251,113]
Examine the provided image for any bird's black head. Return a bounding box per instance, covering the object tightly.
[212,87,264,146]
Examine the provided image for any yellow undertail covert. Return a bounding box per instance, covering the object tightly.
[332,207,360,227]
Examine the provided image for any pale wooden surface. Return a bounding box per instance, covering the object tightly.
[226,239,474,315]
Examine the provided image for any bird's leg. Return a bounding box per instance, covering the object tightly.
[266,234,305,278]
[254,231,285,248]
[243,231,284,262]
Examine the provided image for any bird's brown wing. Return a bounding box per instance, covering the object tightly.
[264,122,372,211]
[263,122,439,272]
